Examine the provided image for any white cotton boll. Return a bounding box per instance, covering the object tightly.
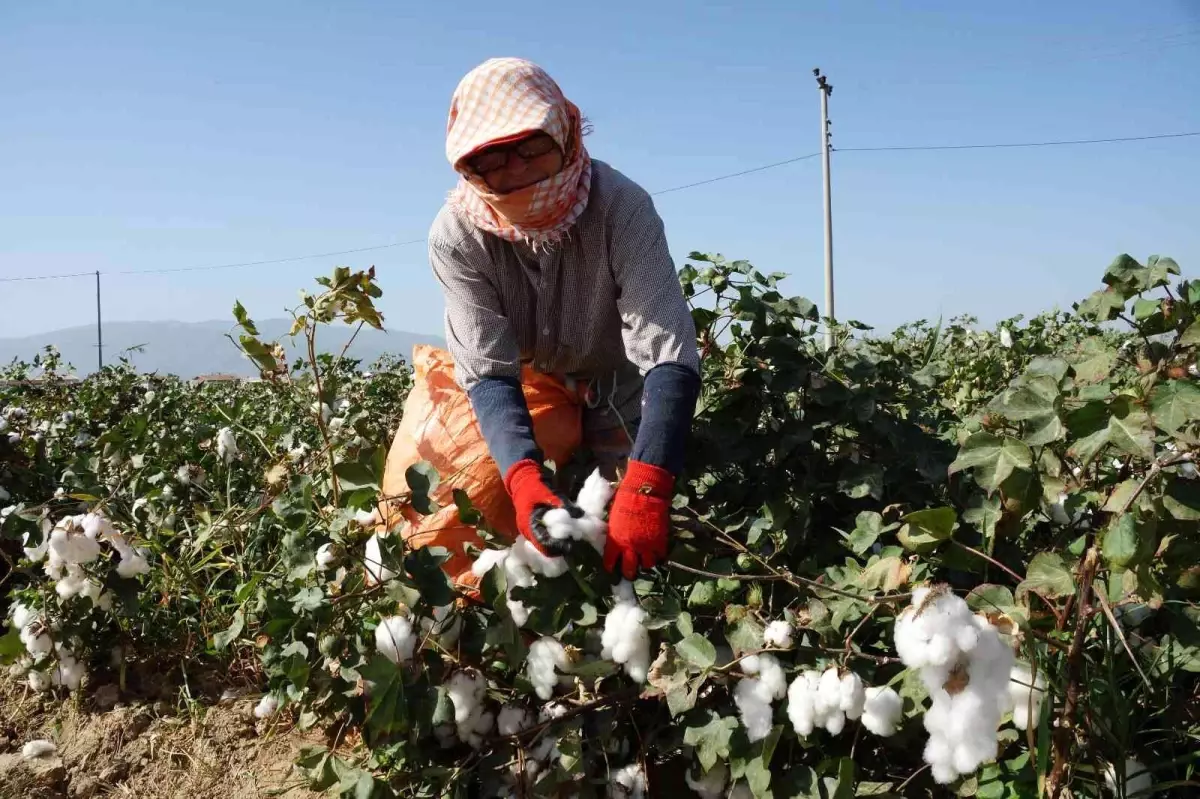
[815,667,843,716]
[22,740,57,759]
[497,705,532,737]
[364,533,397,585]
[288,443,310,462]
[895,588,980,670]
[80,512,112,540]
[49,525,102,565]
[1103,758,1153,796]
[55,566,90,601]
[734,678,776,742]
[999,328,1014,349]
[506,598,531,627]
[786,670,821,737]
[601,585,652,683]
[329,417,346,432]
[510,537,568,579]
[51,647,85,691]
[839,672,866,720]
[861,686,903,737]
[823,709,846,735]
[528,637,569,700]
[472,547,509,577]
[11,602,36,632]
[354,507,381,528]
[542,507,579,541]
[419,604,462,649]
[610,763,647,799]
[315,543,337,570]
[763,620,793,649]
[254,694,281,719]
[116,549,150,578]
[216,427,238,464]
[685,761,728,799]
[79,579,112,612]
[21,626,53,660]
[741,654,787,699]
[1007,663,1047,731]
[447,670,492,748]
[28,669,51,692]
[44,552,67,581]
[375,615,417,665]
[577,469,613,518]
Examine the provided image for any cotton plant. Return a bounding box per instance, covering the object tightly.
[446,669,495,749]
[600,580,652,683]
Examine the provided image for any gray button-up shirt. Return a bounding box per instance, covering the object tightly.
[428,159,699,420]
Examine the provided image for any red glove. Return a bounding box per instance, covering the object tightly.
[604,460,674,579]
[504,459,575,557]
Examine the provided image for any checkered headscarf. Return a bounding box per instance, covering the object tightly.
[445,58,592,246]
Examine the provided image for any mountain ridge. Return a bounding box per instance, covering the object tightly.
[0,319,445,378]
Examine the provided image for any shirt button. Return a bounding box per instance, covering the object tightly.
[542,327,550,335]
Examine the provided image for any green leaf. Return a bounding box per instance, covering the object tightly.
[963,494,1003,540]
[1103,480,1142,513]
[683,712,738,771]
[1102,512,1155,569]
[1106,401,1155,460]
[405,547,455,608]
[1023,412,1066,447]
[332,461,378,492]
[1149,379,1200,434]
[1017,552,1076,600]
[1076,287,1127,321]
[836,463,884,501]
[232,300,259,335]
[405,461,441,515]
[845,511,894,556]
[290,587,325,613]
[831,757,856,799]
[212,608,245,650]
[858,556,910,592]
[1163,477,1200,521]
[676,634,717,670]
[452,489,482,525]
[0,625,25,664]
[647,647,700,716]
[989,374,1059,421]
[1180,320,1200,347]
[966,584,1016,615]
[949,433,1033,494]
[897,507,957,553]
[360,654,409,740]
[726,616,766,657]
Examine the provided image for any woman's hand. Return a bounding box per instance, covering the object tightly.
[603,460,673,579]
[503,459,579,557]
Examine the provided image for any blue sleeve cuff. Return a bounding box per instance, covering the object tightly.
[467,376,543,476]
[629,362,701,475]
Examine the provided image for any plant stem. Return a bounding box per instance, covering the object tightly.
[1047,545,1099,799]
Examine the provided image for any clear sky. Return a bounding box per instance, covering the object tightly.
[2,1,1199,342]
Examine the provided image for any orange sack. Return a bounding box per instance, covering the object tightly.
[378,345,583,593]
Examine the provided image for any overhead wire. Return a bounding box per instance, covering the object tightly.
[1,129,1197,284]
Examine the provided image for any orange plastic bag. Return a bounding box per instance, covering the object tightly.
[377,345,583,592]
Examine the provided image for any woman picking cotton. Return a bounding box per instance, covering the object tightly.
[428,57,699,579]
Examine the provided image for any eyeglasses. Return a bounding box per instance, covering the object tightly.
[466,134,558,175]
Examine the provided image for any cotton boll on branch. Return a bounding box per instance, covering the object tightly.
[839,671,866,720]
[786,670,821,737]
[609,763,647,799]
[894,587,981,671]
[763,620,793,649]
[364,533,397,585]
[497,704,532,737]
[216,427,239,464]
[375,615,417,664]
[861,685,903,737]
[315,543,338,570]
[734,654,787,742]
[447,670,493,749]
[528,637,569,700]
[601,582,651,683]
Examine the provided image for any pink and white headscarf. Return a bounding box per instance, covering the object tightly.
[445,58,592,246]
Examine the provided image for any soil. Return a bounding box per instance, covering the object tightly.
[0,675,327,799]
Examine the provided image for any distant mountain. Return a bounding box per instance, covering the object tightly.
[0,319,445,378]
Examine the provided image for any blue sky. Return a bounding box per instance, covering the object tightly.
[2,1,1198,343]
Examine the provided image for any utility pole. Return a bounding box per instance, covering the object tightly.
[814,68,835,351]
[95,271,103,371]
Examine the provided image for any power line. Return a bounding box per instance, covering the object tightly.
[2,128,1197,285]
[111,238,429,277]
[839,130,1200,153]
